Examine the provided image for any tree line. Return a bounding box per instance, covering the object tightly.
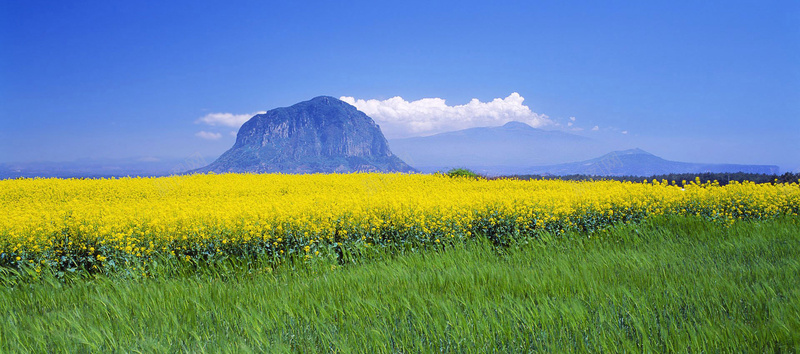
[496,172,800,187]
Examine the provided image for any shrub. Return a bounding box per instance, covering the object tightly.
[446,168,480,179]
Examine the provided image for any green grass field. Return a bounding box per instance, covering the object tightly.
[1,216,798,352]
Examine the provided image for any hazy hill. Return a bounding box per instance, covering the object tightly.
[389,121,602,174]
[524,149,780,176]
[192,96,414,174]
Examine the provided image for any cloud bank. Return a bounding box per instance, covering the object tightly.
[195,111,265,142]
[196,111,265,128]
[340,93,553,138]
[195,131,222,140]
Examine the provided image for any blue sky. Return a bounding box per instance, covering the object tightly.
[1,1,798,171]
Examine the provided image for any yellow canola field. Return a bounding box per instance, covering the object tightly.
[1,173,798,269]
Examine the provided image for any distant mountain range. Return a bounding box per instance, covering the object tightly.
[388,121,779,176]
[524,148,779,176]
[389,121,603,173]
[192,96,414,174]
[1,106,782,178]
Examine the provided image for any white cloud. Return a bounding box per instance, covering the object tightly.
[194,110,264,142]
[591,126,600,131]
[569,116,576,122]
[196,111,266,128]
[195,131,222,140]
[340,92,553,138]
[567,122,574,127]
[621,130,628,134]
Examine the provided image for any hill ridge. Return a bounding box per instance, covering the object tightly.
[525,148,779,176]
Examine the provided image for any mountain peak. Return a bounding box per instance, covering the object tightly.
[526,148,779,176]
[613,148,653,156]
[501,121,534,130]
[307,96,342,105]
[192,97,415,174]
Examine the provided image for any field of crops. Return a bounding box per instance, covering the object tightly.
[2,173,800,351]
[2,173,798,274]
[2,215,799,351]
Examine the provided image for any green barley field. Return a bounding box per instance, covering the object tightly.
[1,216,798,352]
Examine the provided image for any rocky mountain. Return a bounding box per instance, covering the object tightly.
[388,121,604,174]
[192,96,415,174]
[524,148,780,176]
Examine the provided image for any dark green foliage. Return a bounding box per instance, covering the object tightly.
[445,168,481,179]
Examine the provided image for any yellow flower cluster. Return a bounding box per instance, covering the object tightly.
[1,174,798,270]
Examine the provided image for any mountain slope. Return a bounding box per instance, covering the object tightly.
[388,121,600,173]
[525,149,780,176]
[193,96,415,174]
